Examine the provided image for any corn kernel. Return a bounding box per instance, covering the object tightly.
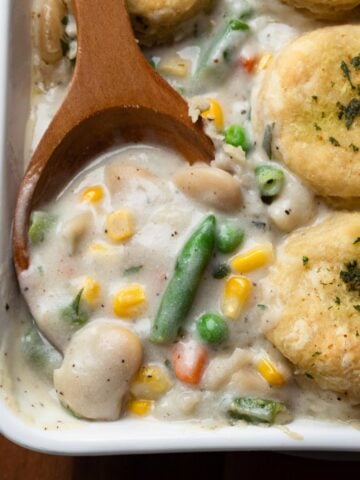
[127,398,153,416]
[230,244,273,274]
[82,276,101,304]
[131,365,171,400]
[158,55,190,77]
[257,52,273,72]
[113,283,147,318]
[106,209,134,242]
[201,99,224,130]
[257,359,285,386]
[81,185,104,203]
[88,243,109,253]
[221,276,252,320]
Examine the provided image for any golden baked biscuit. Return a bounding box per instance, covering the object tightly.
[127,0,214,46]
[265,212,360,399]
[254,26,360,202]
[282,0,360,19]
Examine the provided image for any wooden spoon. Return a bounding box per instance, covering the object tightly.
[13,0,214,273]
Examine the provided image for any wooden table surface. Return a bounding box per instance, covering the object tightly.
[1,434,360,480]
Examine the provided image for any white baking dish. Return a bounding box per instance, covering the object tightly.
[1,0,360,455]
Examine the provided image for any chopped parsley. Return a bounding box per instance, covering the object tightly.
[337,98,360,130]
[329,136,340,147]
[251,220,267,230]
[354,305,360,312]
[212,263,230,279]
[314,122,322,131]
[61,289,88,327]
[223,49,231,62]
[305,373,314,380]
[257,304,267,310]
[312,95,318,101]
[124,265,143,275]
[340,60,355,89]
[353,237,360,244]
[312,351,321,357]
[335,296,341,305]
[302,256,309,266]
[351,55,360,70]
[350,143,359,152]
[262,123,275,159]
[340,261,360,294]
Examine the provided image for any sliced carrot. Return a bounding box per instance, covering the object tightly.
[172,340,208,385]
[239,56,257,74]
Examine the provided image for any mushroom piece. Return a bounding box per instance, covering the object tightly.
[54,322,143,420]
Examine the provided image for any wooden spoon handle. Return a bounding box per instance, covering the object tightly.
[71,0,190,116]
[72,0,148,106]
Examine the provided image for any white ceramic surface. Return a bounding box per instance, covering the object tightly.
[1,0,360,455]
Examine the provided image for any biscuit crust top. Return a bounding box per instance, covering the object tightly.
[255,26,360,200]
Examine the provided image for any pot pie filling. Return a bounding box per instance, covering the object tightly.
[2,0,360,429]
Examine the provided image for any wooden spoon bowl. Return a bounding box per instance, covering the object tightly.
[13,0,214,273]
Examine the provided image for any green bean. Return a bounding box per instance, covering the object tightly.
[224,124,250,152]
[196,313,228,345]
[255,165,284,198]
[61,289,88,327]
[216,220,244,253]
[21,323,62,381]
[194,16,251,87]
[28,211,57,245]
[228,397,285,424]
[150,215,216,344]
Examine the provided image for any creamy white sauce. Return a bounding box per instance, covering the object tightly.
[2,0,360,429]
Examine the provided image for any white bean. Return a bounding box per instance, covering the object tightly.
[173,166,242,211]
[39,0,66,65]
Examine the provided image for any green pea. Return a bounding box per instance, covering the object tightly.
[196,313,229,344]
[212,263,231,279]
[224,124,250,151]
[255,165,284,198]
[216,221,245,254]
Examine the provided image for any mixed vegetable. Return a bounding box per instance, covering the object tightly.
[19,0,308,427]
[150,215,216,344]
[24,203,283,424]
